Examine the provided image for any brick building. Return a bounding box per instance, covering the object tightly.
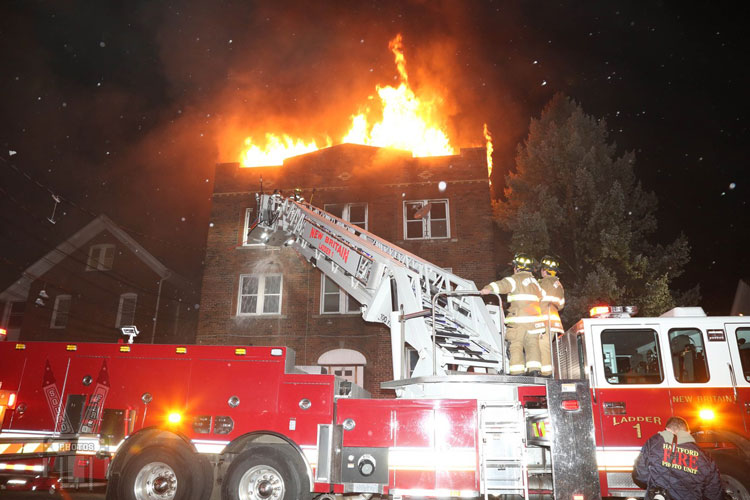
[196,144,497,397]
[0,215,198,344]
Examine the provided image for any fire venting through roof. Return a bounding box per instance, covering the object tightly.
[238,34,491,168]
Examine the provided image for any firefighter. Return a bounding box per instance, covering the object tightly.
[633,416,722,500]
[538,255,565,377]
[480,253,545,375]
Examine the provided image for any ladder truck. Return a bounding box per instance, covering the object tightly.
[0,192,600,500]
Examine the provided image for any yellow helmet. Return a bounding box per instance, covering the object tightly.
[512,252,534,272]
[540,255,560,276]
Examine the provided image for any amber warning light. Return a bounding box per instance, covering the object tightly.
[0,327,6,340]
[0,390,17,409]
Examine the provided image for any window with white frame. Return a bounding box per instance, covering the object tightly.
[320,275,360,314]
[403,199,449,239]
[325,202,368,230]
[242,208,264,246]
[86,244,115,271]
[51,295,72,329]
[238,274,282,315]
[116,293,138,327]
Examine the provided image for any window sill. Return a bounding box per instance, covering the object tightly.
[313,313,362,318]
[237,245,279,251]
[235,314,287,319]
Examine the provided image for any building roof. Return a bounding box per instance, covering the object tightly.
[0,214,183,302]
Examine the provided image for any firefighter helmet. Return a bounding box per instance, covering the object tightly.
[512,252,534,272]
[540,255,560,276]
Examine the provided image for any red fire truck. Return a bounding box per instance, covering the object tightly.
[556,305,750,499]
[0,193,600,499]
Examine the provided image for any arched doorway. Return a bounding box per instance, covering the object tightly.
[318,348,366,386]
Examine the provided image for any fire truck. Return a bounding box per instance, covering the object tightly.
[0,193,600,499]
[556,305,750,499]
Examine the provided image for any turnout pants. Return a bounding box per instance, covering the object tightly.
[506,322,543,375]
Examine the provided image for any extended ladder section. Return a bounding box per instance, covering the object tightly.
[250,193,505,382]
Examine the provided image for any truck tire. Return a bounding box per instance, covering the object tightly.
[118,446,205,500]
[718,461,750,500]
[222,445,311,500]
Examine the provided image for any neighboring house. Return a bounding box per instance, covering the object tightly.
[197,144,497,397]
[0,215,198,344]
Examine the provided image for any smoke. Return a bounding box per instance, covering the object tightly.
[0,0,555,285]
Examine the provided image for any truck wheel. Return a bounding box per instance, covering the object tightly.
[119,447,199,500]
[716,460,750,500]
[222,445,310,500]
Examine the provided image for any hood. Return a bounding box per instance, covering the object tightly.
[658,429,695,445]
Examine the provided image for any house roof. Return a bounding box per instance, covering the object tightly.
[0,214,184,302]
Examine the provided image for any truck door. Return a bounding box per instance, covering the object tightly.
[590,324,671,477]
[724,322,750,432]
[665,323,746,436]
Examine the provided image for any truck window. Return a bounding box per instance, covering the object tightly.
[668,328,709,383]
[601,328,663,385]
[737,327,750,381]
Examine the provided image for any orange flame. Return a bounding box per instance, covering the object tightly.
[241,135,331,167]
[483,123,493,184]
[239,34,455,167]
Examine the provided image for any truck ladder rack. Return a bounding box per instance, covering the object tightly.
[251,193,506,388]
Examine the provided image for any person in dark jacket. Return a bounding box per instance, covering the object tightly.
[633,416,723,500]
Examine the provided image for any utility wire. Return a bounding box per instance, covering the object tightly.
[0,154,207,253]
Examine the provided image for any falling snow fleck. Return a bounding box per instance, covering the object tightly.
[541,80,547,86]
[181,217,186,222]
[9,150,17,156]
[99,41,106,47]
[729,182,736,189]
[438,181,447,192]
[209,222,214,227]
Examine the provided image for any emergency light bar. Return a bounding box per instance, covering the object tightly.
[589,305,638,318]
[0,327,6,340]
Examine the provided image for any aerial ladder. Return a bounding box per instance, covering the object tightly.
[251,193,601,499]
[251,192,506,396]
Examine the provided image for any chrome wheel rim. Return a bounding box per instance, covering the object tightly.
[133,461,178,500]
[237,464,285,500]
[723,474,750,500]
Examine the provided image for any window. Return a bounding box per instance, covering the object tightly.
[242,208,264,246]
[404,199,449,239]
[51,295,72,329]
[320,275,360,314]
[86,244,115,271]
[736,327,750,381]
[601,328,663,385]
[238,274,282,315]
[325,203,368,230]
[8,301,25,328]
[116,293,138,327]
[669,328,709,383]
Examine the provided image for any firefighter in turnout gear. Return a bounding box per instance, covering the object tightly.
[481,253,545,375]
[633,416,722,500]
[538,255,565,377]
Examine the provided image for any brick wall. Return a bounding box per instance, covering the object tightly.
[197,144,497,397]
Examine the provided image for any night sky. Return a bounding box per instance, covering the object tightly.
[1,1,747,316]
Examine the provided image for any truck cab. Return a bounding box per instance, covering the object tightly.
[556,306,750,499]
